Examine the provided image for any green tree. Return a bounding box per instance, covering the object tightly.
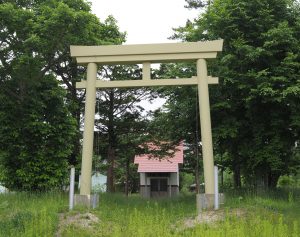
[30,1,125,165]
[0,0,125,190]
[0,0,125,166]
[168,0,300,187]
[116,112,148,195]
[93,65,152,192]
[0,60,76,190]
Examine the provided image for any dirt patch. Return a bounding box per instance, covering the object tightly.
[56,212,99,237]
[182,208,246,229]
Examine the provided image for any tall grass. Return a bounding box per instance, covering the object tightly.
[1,190,299,237]
[63,191,300,237]
[0,192,67,237]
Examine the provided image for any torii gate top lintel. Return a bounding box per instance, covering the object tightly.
[70,39,223,65]
[70,40,223,89]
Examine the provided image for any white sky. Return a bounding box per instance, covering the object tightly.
[90,0,198,44]
[89,0,199,111]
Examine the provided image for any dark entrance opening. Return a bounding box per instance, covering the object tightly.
[150,178,168,198]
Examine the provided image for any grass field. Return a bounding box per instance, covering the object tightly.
[0,189,299,237]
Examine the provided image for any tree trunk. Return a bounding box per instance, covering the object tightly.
[67,62,82,166]
[220,154,224,188]
[232,147,242,188]
[69,102,81,166]
[125,158,130,196]
[195,166,200,193]
[107,145,115,192]
[221,168,224,188]
[107,89,116,193]
[268,172,280,188]
[194,145,200,193]
[233,164,241,188]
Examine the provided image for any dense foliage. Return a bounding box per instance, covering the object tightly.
[0,0,124,190]
[154,0,300,188]
[0,74,76,190]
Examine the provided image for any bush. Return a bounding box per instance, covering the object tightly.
[277,175,296,188]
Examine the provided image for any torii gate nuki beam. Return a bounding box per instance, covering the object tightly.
[70,40,223,208]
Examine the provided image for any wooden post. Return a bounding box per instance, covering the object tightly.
[69,166,75,210]
[142,62,151,80]
[214,166,219,210]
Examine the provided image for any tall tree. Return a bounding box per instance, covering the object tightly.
[0,0,125,190]
[168,0,300,187]
[0,61,76,190]
[0,0,125,166]
[31,2,125,165]
[93,65,152,192]
[116,112,148,196]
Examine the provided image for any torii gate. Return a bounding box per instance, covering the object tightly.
[70,40,223,208]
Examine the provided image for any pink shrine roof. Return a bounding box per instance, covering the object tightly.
[134,142,184,173]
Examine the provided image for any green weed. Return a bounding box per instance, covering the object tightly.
[0,190,299,237]
[0,192,67,237]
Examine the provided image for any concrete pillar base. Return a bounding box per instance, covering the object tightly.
[196,193,225,212]
[74,194,99,209]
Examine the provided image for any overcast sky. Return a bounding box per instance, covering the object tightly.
[89,0,199,111]
[90,0,198,44]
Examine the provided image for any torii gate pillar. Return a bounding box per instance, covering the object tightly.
[71,40,223,209]
[80,63,97,196]
[74,63,98,207]
[197,59,215,207]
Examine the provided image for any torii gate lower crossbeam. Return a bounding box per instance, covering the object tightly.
[70,40,223,209]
